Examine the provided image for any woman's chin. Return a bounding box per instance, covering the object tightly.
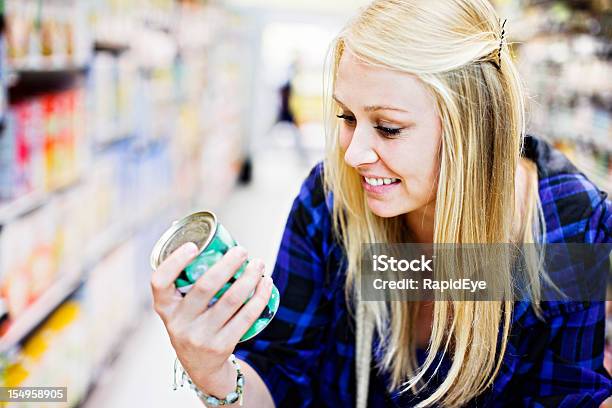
[366,198,404,218]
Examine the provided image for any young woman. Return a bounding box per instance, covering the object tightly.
[151,0,612,406]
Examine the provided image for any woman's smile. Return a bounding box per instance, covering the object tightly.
[361,175,402,195]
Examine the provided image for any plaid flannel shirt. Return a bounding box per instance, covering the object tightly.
[234,135,612,407]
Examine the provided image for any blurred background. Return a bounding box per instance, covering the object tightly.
[0,0,608,407]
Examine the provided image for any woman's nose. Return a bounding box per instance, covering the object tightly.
[344,129,378,167]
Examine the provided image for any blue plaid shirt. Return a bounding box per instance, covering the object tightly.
[234,135,612,407]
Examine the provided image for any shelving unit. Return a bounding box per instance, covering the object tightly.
[495,0,611,195]
[0,266,82,353]
[0,190,47,225]
[0,0,249,405]
[0,195,181,353]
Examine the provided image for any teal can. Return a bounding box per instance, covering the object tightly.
[150,211,280,342]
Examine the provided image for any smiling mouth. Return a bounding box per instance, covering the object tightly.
[363,176,401,186]
[362,176,401,194]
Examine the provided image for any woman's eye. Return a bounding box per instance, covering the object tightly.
[374,125,404,137]
[336,114,356,126]
[336,114,405,137]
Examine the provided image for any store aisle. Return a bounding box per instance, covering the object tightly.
[83,145,320,408]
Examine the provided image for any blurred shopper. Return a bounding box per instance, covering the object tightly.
[151,0,612,407]
[277,73,296,125]
[270,59,309,165]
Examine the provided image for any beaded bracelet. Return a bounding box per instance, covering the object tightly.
[173,354,245,407]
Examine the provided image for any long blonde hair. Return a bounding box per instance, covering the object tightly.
[322,0,546,406]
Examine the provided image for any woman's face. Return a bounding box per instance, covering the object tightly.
[335,50,442,218]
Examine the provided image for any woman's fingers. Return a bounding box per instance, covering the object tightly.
[151,242,199,316]
[205,258,266,329]
[218,274,273,345]
[176,246,249,321]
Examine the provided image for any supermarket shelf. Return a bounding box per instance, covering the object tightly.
[8,55,90,75]
[0,179,83,225]
[94,139,126,154]
[11,65,89,77]
[94,40,131,56]
[0,267,83,354]
[93,133,135,153]
[8,65,88,102]
[0,191,47,226]
[0,200,182,354]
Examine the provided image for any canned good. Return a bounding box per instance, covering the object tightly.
[150,211,280,342]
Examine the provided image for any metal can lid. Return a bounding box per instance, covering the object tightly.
[150,211,218,270]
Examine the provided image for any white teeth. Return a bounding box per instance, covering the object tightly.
[365,177,398,186]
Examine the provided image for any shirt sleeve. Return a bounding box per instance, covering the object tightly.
[233,163,335,407]
[585,193,612,244]
[512,191,612,406]
[513,301,612,407]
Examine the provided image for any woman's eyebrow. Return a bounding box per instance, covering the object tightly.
[332,94,409,113]
[332,94,347,107]
[364,104,409,113]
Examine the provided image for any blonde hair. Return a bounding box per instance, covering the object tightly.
[322,0,546,406]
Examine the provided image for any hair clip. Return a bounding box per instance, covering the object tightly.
[492,19,507,71]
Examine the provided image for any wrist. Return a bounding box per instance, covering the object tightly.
[174,355,245,407]
[196,359,236,398]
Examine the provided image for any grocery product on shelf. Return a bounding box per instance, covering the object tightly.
[1,88,86,200]
[5,0,90,70]
[0,0,249,405]
[198,12,250,206]
[87,52,136,146]
[1,241,140,408]
[2,300,88,407]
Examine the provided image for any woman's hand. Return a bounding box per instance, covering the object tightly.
[151,242,273,397]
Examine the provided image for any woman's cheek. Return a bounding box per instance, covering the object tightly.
[338,128,352,152]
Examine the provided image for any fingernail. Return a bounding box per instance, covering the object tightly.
[265,276,273,287]
[182,242,198,256]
